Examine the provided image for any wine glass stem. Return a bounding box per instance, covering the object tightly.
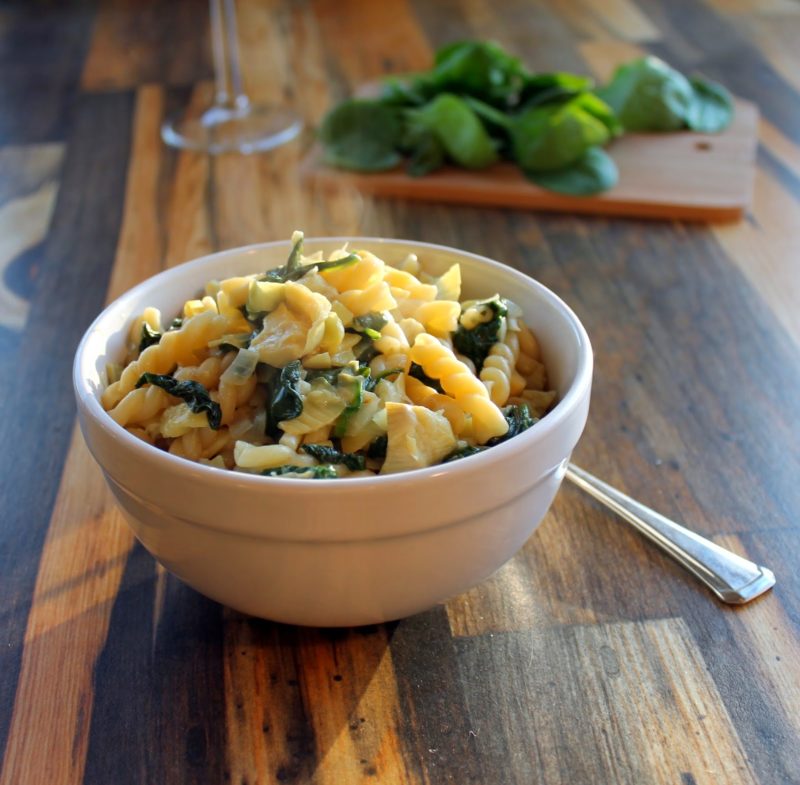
[210,0,249,111]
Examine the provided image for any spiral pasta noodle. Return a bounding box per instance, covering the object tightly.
[101,231,557,477]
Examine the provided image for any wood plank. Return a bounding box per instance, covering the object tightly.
[81,0,211,91]
[551,0,661,42]
[0,90,133,762]
[0,145,63,332]
[311,0,432,88]
[0,4,95,144]
[713,164,800,348]
[0,432,133,785]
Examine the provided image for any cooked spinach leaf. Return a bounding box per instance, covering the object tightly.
[261,232,304,283]
[452,296,508,371]
[301,444,366,471]
[353,311,388,340]
[139,323,161,352]
[443,444,485,463]
[408,362,444,393]
[135,373,221,430]
[526,146,618,195]
[268,360,304,430]
[366,435,388,459]
[168,317,183,331]
[364,367,403,392]
[486,404,537,446]
[333,368,370,438]
[262,464,338,479]
[319,99,404,171]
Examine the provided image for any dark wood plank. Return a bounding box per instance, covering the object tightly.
[0,89,133,762]
[83,549,228,785]
[81,0,212,91]
[0,2,96,144]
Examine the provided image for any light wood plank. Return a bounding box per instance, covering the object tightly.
[296,628,420,785]
[552,0,661,42]
[456,619,757,784]
[713,165,800,348]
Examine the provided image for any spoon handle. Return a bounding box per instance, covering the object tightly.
[565,464,775,604]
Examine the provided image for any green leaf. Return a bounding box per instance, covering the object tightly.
[262,464,338,479]
[443,444,485,463]
[686,77,733,133]
[364,367,403,392]
[300,444,366,471]
[403,126,446,177]
[526,146,618,195]
[416,40,527,106]
[409,94,498,169]
[269,360,304,431]
[319,99,404,172]
[333,369,369,438]
[452,295,508,371]
[486,404,537,446]
[135,373,222,430]
[595,56,694,132]
[519,72,594,109]
[261,232,304,283]
[408,362,444,393]
[139,323,161,352]
[511,96,612,172]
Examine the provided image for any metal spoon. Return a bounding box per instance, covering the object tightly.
[565,464,776,604]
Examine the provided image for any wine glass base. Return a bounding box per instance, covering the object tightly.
[161,104,303,154]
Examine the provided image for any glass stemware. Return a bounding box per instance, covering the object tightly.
[161,0,303,154]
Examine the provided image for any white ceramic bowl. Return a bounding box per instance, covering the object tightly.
[74,238,592,627]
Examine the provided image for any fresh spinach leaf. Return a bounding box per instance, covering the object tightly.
[301,444,366,471]
[139,323,161,352]
[452,295,508,371]
[408,94,498,169]
[686,77,733,133]
[510,95,612,172]
[403,124,446,177]
[526,146,618,195]
[519,72,594,109]
[319,99,404,171]
[262,464,338,479]
[135,373,222,430]
[416,40,526,106]
[595,56,694,132]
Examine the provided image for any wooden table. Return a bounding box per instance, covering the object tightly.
[2,1,799,783]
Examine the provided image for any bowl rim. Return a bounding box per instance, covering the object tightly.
[74,236,593,494]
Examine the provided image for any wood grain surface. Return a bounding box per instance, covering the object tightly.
[1,1,799,784]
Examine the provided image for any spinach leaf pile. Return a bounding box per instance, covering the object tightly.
[318,41,733,196]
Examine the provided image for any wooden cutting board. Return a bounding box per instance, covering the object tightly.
[303,99,759,222]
